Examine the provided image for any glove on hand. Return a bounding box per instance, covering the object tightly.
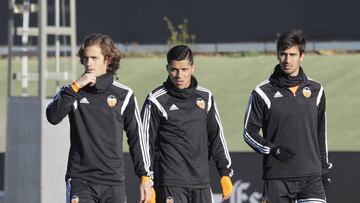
[270,146,295,163]
[140,176,154,203]
[220,176,233,200]
[149,187,156,203]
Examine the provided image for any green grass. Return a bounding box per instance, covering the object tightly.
[1,53,360,152]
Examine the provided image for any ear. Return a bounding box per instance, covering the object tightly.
[105,57,111,66]
[191,64,195,74]
[299,53,305,62]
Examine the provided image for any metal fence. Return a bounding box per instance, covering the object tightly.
[1,41,360,57]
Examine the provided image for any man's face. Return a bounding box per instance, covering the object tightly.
[167,59,195,89]
[277,45,304,76]
[82,45,109,77]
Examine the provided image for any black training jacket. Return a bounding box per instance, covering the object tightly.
[141,77,233,188]
[243,69,331,179]
[46,73,152,185]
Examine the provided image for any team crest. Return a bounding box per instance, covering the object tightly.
[107,95,117,107]
[196,98,206,110]
[302,87,311,98]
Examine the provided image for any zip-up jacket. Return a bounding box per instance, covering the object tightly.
[141,77,233,188]
[46,72,151,185]
[243,67,330,179]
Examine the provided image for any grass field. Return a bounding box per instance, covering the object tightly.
[1,53,359,151]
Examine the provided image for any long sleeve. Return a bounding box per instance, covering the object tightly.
[141,96,161,177]
[46,84,77,125]
[243,91,276,154]
[207,95,233,177]
[317,88,332,173]
[123,94,153,178]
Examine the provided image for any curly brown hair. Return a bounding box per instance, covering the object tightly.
[78,33,121,75]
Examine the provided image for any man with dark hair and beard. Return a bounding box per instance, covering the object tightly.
[243,30,332,203]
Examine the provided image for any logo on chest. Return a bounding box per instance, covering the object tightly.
[169,104,179,111]
[107,95,117,107]
[302,87,312,98]
[80,97,90,104]
[274,91,283,98]
[196,98,206,110]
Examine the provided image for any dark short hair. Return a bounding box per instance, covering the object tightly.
[78,33,121,74]
[167,45,194,65]
[277,30,306,55]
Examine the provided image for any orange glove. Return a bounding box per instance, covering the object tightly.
[141,175,152,184]
[140,176,156,203]
[220,176,233,200]
[150,187,156,203]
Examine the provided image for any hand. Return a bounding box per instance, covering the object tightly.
[76,72,97,88]
[139,176,153,203]
[270,146,295,163]
[220,176,233,200]
[260,197,269,203]
[71,195,79,203]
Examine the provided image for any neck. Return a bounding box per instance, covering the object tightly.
[288,69,299,77]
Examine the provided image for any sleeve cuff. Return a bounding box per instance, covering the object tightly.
[140,176,154,186]
[71,81,80,93]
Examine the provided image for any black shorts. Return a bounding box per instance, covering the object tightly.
[156,185,213,203]
[261,176,326,203]
[66,178,126,203]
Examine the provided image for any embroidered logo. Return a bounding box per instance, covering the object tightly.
[169,104,179,111]
[274,91,283,98]
[107,95,117,107]
[79,97,90,104]
[196,98,206,110]
[276,148,281,155]
[302,87,311,98]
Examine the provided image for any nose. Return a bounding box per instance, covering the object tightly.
[284,54,288,60]
[86,58,93,65]
[176,70,182,78]
[284,54,290,62]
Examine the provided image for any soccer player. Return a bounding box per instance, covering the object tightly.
[46,33,154,203]
[141,45,233,202]
[243,30,332,203]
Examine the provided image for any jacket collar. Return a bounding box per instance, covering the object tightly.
[84,72,114,93]
[164,76,198,99]
[269,65,308,88]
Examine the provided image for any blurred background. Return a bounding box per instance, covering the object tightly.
[0,0,359,202]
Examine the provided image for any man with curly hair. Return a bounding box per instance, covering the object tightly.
[47,33,154,203]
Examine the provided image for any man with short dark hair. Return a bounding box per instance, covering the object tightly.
[46,33,154,203]
[142,45,234,202]
[243,30,332,203]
